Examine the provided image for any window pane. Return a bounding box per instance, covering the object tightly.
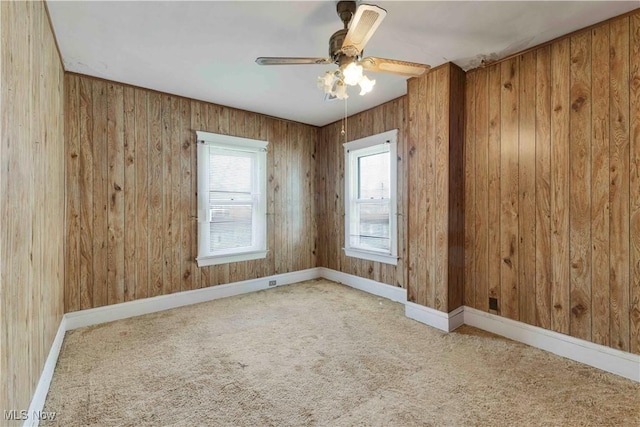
[210,205,252,251]
[358,152,390,199]
[350,202,390,251]
[209,151,253,195]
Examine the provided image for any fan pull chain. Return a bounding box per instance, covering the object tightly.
[341,98,348,143]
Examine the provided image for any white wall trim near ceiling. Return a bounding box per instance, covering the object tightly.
[26,267,639,425]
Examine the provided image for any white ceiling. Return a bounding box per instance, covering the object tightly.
[47,1,639,127]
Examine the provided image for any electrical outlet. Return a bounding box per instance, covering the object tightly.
[489,297,498,311]
[269,280,277,287]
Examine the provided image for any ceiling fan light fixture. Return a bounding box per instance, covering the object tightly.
[334,80,349,100]
[358,75,375,95]
[342,62,363,86]
[318,71,335,92]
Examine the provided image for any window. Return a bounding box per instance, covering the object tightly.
[344,129,398,265]
[196,131,268,267]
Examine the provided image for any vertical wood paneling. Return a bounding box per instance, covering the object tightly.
[123,86,136,301]
[180,98,193,290]
[487,65,502,306]
[148,91,163,297]
[500,58,520,320]
[609,17,630,351]
[590,24,611,346]
[569,32,592,340]
[535,46,552,330]
[519,51,537,326]
[92,80,108,308]
[189,100,203,288]
[161,95,172,294]
[407,78,419,302]
[1,0,64,414]
[464,71,476,308]
[327,63,464,311]
[434,68,450,311]
[134,89,149,300]
[465,11,639,354]
[65,75,317,311]
[474,69,489,311]
[550,38,571,335]
[415,73,427,305]
[79,76,94,309]
[107,82,125,305]
[65,74,80,312]
[630,13,640,354]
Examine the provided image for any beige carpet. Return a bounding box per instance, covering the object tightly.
[42,279,639,426]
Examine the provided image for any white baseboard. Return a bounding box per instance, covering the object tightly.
[65,268,321,330]
[23,317,67,427]
[464,307,640,382]
[405,302,464,332]
[318,267,407,303]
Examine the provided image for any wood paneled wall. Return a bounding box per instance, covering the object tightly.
[64,74,317,312]
[316,63,465,314]
[406,63,466,312]
[464,12,640,354]
[316,97,408,288]
[1,0,65,416]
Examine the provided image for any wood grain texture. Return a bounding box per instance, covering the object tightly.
[447,64,466,311]
[123,86,136,301]
[92,79,109,307]
[134,89,150,300]
[79,76,94,309]
[473,69,488,311]
[434,68,449,311]
[465,11,640,354]
[630,13,640,354]
[64,75,317,311]
[1,0,65,415]
[609,17,630,351]
[550,38,571,335]
[487,65,502,306]
[569,32,592,340]
[519,51,537,326]
[107,82,125,305]
[535,46,552,330]
[65,73,80,312]
[500,58,520,320]
[590,25,611,346]
[464,70,476,308]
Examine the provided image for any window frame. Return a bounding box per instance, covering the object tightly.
[196,131,268,267]
[343,129,398,265]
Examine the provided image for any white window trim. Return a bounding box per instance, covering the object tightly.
[343,129,398,266]
[196,131,268,267]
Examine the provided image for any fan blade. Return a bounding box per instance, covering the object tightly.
[256,57,333,65]
[360,57,431,77]
[341,4,387,56]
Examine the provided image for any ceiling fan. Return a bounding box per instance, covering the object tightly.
[256,1,431,100]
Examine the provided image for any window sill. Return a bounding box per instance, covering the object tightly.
[343,248,398,265]
[196,250,267,267]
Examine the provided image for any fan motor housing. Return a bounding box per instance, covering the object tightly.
[329,29,347,59]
